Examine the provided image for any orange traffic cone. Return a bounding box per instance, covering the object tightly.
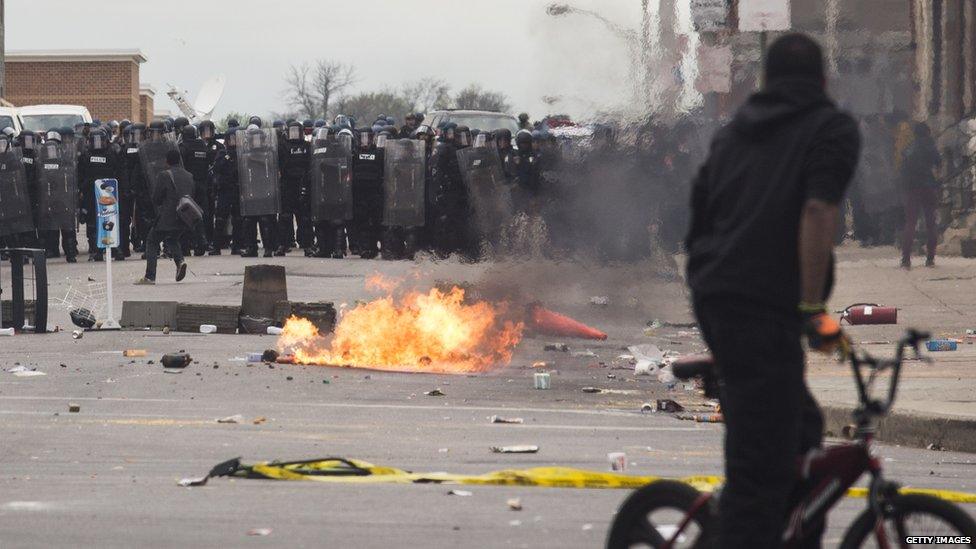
[529,305,608,340]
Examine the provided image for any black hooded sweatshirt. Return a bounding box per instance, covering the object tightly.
[685,78,861,317]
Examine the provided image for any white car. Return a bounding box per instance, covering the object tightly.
[0,107,23,133]
[18,104,93,133]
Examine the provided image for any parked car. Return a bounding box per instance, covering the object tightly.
[18,104,93,132]
[0,107,23,134]
[424,110,519,135]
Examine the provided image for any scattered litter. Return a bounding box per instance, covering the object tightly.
[606,374,616,380]
[544,343,569,352]
[448,489,473,497]
[122,349,147,357]
[266,326,284,336]
[246,528,272,537]
[530,305,608,340]
[655,399,685,413]
[859,340,891,345]
[162,326,171,335]
[425,388,445,397]
[490,416,524,424]
[8,366,45,377]
[509,520,522,527]
[589,296,610,307]
[68,403,80,413]
[199,324,217,334]
[532,361,549,368]
[438,448,450,453]
[217,415,244,424]
[491,445,539,454]
[178,476,208,487]
[927,443,945,451]
[926,339,957,352]
[641,403,654,413]
[261,349,279,363]
[607,452,627,472]
[571,349,597,358]
[657,364,676,385]
[252,417,267,425]
[677,413,724,423]
[0,328,14,336]
[507,498,523,511]
[246,353,264,363]
[582,524,593,531]
[533,372,551,390]
[161,352,192,372]
[71,330,83,340]
[630,344,664,376]
[581,386,601,393]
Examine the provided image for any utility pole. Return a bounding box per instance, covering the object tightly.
[1,0,6,101]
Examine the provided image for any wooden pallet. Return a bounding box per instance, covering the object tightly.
[176,303,240,334]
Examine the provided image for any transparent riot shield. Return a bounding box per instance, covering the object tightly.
[456,143,513,237]
[0,148,35,237]
[35,141,77,231]
[382,139,427,228]
[236,128,281,217]
[309,134,353,222]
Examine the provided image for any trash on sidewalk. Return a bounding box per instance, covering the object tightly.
[8,366,46,377]
[507,497,523,510]
[490,415,524,424]
[544,343,569,352]
[629,344,664,376]
[217,415,244,424]
[199,324,217,334]
[533,372,551,390]
[528,304,608,340]
[571,349,597,358]
[246,528,272,537]
[252,417,267,425]
[262,349,280,363]
[532,361,549,368]
[840,304,897,325]
[0,328,14,336]
[425,388,445,397]
[178,476,208,487]
[677,413,724,423]
[122,349,147,357]
[589,296,610,307]
[238,315,275,335]
[71,330,83,339]
[490,445,539,454]
[607,452,627,472]
[266,326,284,335]
[448,489,473,497]
[655,399,685,413]
[926,339,958,352]
[161,352,192,372]
[68,403,81,413]
[581,386,601,393]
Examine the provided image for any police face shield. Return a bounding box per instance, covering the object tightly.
[90,133,105,150]
[473,133,486,148]
[148,129,166,142]
[46,131,62,143]
[442,128,455,142]
[0,137,10,153]
[312,128,329,145]
[457,132,471,147]
[287,125,302,141]
[360,131,373,148]
[21,134,37,150]
[225,131,238,148]
[375,134,388,149]
[200,125,214,140]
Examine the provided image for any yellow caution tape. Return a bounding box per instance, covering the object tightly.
[227,458,976,503]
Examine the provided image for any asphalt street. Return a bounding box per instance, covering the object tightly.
[0,250,974,548]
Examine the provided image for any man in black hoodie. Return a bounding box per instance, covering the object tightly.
[685,34,860,548]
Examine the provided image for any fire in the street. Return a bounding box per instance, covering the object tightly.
[277,281,524,373]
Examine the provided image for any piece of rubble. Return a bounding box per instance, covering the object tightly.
[217,415,244,424]
[68,403,81,413]
[490,445,539,454]
[543,343,569,352]
[507,498,523,511]
[448,489,473,497]
[490,415,524,424]
[655,399,684,413]
[252,417,267,425]
[589,296,610,306]
[246,528,272,536]
[581,386,602,393]
[571,349,597,358]
[425,388,445,397]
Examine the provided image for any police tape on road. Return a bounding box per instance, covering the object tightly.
[180,457,976,504]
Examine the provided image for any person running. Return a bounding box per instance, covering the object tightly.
[136,151,193,285]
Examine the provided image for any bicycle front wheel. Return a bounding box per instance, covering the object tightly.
[606,480,716,549]
[840,494,976,548]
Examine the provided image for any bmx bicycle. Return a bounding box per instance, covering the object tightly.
[607,329,976,548]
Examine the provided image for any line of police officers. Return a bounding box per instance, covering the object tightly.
[0,113,552,264]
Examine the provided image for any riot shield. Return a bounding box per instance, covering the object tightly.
[139,138,180,193]
[310,135,353,222]
[382,139,427,228]
[457,143,513,236]
[237,128,280,217]
[0,148,35,237]
[35,141,78,231]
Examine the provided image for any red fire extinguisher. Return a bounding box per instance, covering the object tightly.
[840,303,898,325]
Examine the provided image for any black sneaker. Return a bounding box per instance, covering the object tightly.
[208,248,222,256]
[263,250,274,258]
[66,255,77,263]
[176,262,188,282]
[241,249,258,258]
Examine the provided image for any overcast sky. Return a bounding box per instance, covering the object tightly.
[8,0,677,121]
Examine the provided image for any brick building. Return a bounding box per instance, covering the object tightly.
[5,49,152,123]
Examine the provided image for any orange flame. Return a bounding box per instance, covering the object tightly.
[277,282,524,373]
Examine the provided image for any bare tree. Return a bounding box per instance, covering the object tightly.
[401,77,452,113]
[332,90,413,127]
[453,84,511,112]
[284,60,357,120]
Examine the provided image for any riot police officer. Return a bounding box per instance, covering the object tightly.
[277,121,311,255]
[495,128,516,182]
[119,123,145,257]
[178,125,211,255]
[198,120,222,252]
[238,125,278,257]
[0,133,35,253]
[351,127,384,258]
[17,131,39,231]
[212,128,241,255]
[77,128,121,261]
[428,123,469,256]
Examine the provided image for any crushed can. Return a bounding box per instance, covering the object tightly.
[926,339,957,352]
[841,304,898,325]
[533,372,551,390]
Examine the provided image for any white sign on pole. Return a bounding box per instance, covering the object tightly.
[738,0,791,32]
[690,0,730,33]
[695,45,733,94]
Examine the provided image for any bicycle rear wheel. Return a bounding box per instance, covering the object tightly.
[606,480,716,549]
[840,494,976,548]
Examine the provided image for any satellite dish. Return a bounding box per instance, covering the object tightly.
[193,74,226,120]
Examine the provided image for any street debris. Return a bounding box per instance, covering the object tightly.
[199,324,217,334]
[161,352,192,373]
[655,399,685,413]
[266,326,284,335]
[425,388,445,397]
[677,413,724,423]
[509,520,522,527]
[247,352,264,363]
[447,489,473,497]
[629,344,664,376]
[122,349,147,357]
[178,476,208,487]
[217,415,244,424]
[544,343,569,352]
[531,361,549,368]
[489,416,524,424]
[507,497,523,510]
[571,349,597,358]
[607,452,627,472]
[8,366,45,377]
[927,443,946,451]
[71,330,83,340]
[0,328,14,336]
[840,304,898,325]
[529,304,607,340]
[252,417,267,425]
[261,349,280,362]
[582,524,594,531]
[589,296,610,307]
[246,528,272,536]
[490,445,539,454]
[68,403,80,413]
[926,339,957,352]
[641,403,654,413]
[533,372,551,390]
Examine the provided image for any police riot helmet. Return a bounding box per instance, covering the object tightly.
[181,125,199,141]
[286,121,304,142]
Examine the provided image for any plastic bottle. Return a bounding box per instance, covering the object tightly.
[199,324,217,334]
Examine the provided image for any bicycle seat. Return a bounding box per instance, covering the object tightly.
[672,355,715,381]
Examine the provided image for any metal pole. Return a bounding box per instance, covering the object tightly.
[1,0,6,101]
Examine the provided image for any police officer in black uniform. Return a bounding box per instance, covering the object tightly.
[178,125,212,256]
[77,128,121,261]
[212,128,241,255]
[198,120,222,251]
[17,131,40,249]
[351,126,384,258]
[277,121,311,255]
[118,123,145,258]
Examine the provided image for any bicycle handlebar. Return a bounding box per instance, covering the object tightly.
[847,329,930,421]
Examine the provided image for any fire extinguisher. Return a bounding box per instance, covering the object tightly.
[839,303,898,325]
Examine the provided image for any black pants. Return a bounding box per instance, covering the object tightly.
[144,227,184,281]
[213,191,241,251]
[119,193,134,255]
[43,229,77,258]
[241,215,276,252]
[694,297,824,549]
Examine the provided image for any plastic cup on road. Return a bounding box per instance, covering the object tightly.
[608,452,627,472]
[534,372,551,390]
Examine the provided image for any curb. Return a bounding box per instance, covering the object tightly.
[822,405,976,453]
